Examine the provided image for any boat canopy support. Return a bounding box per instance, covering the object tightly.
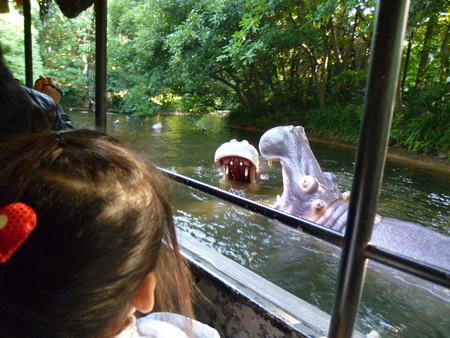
[328,0,411,336]
[94,0,107,131]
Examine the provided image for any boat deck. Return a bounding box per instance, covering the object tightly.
[180,232,366,337]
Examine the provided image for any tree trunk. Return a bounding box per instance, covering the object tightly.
[439,23,449,84]
[327,16,342,76]
[415,16,437,87]
[341,6,360,72]
[401,29,414,90]
[394,69,404,117]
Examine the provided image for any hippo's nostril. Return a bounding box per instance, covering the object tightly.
[312,199,326,211]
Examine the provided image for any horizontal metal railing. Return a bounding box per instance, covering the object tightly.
[160,168,450,290]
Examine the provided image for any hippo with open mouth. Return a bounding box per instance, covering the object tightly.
[259,125,450,270]
[215,139,260,184]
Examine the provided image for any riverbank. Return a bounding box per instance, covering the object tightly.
[306,134,450,176]
[70,109,450,176]
[225,121,450,176]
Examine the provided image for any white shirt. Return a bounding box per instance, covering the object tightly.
[116,312,220,338]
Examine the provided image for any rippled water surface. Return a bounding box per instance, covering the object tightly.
[71,112,450,337]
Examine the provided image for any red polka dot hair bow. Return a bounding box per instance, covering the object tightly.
[0,203,37,264]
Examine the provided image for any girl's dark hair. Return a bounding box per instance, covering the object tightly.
[0,47,50,142]
[0,129,193,337]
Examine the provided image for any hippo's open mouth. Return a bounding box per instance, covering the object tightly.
[217,156,255,181]
[215,139,260,183]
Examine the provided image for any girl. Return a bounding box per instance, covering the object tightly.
[0,129,219,337]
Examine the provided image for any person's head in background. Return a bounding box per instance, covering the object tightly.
[0,129,193,337]
[0,47,50,143]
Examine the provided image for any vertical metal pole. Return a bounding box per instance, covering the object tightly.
[328,0,410,337]
[94,0,107,131]
[23,0,33,87]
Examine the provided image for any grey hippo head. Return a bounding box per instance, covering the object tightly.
[259,126,450,270]
[259,126,349,230]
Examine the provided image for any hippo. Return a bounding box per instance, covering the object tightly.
[258,125,450,270]
[215,139,260,183]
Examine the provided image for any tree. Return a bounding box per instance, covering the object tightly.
[37,3,96,107]
[19,0,447,155]
[108,0,376,117]
[0,2,45,80]
[403,0,450,91]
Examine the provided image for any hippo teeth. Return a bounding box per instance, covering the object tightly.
[245,167,249,178]
[268,160,273,167]
[225,165,229,175]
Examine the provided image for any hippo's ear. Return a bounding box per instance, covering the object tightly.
[324,172,338,184]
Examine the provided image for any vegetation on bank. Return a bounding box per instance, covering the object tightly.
[1,0,449,158]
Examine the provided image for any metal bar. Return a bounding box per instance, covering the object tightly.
[160,168,344,246]
[328,1,411,337]
[365,245,450,288]
[94,0,107,131]
[160,168,450,289]
[23,0,33,87]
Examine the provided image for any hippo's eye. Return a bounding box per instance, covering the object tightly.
[299,175,319,192]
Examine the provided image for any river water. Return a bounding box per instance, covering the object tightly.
[70,111,450,337]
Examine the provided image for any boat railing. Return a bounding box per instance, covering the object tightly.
[160,168,450,291]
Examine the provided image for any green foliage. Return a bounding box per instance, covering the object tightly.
[33,4,96,107]
[0,19,27,76]
[228,101,363,143]
[402,110,449,157]
[2,0,448,156]
[178,95,209,114]
[0,5,45,80]
[302,104,363,143]
[394,85,450,157]
[329,70,366,106]
[114,84,160,116]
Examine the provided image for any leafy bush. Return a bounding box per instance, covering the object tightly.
[117,85,160,116]
[329,70,367,106]
[400,108,450,157]
[398,85,450,157]
[179,93,217,114]
[302,103,363,143]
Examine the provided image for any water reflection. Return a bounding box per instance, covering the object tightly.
[70,112,450,337]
